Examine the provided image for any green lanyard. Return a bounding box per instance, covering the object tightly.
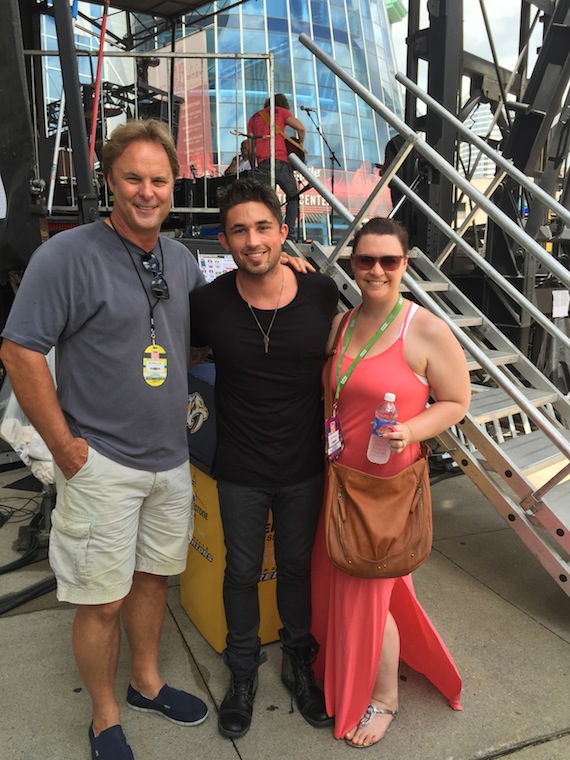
[334,295,404,411]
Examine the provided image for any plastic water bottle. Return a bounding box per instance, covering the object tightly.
[367,393,398,464]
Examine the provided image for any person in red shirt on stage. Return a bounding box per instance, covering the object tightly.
[247,93,305,241]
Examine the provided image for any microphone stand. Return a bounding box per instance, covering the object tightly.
[302,108,341,244]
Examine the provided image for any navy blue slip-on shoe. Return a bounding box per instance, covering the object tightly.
[88,723,135,760]
[126,683,209,726]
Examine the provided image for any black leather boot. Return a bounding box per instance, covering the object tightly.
[218,668,258,738]
[281,640,333,728]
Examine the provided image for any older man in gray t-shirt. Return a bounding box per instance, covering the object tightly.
[1,120,208,760]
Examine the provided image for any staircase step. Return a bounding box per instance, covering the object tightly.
[465,350,520,371]
[498,429,570,476]
[469,387,558,423]
[400,281,449,293]
[449,314,484,327]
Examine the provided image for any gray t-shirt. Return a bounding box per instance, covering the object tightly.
[2,220,205,471]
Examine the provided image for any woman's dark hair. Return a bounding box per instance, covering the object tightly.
[351,217,409,254]
[218,178,283,232]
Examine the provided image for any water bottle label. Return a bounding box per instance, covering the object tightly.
[371,418,394,437]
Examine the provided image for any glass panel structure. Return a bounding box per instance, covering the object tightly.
[193,0,404,241]
[41,1,404,242]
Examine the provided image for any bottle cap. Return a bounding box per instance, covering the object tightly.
[384,392,396,402]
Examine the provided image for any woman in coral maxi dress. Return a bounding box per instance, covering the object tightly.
[311,217,471,748]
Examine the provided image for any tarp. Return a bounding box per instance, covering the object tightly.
[0,0,42,279]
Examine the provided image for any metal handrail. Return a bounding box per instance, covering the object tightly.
[396,72,570,227]
[291,147,570,353]
[294,156,570,463]
[290,35,570,474]
[390,174,570,352]
[298,33,570,291]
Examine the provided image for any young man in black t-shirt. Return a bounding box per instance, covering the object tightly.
[190,179,337,738]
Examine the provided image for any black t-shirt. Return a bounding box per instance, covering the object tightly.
[190,270,338,485]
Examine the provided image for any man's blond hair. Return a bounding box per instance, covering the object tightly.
[102,119,180,180]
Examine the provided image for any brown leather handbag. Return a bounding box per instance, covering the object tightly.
[322,312,433,579]
[323,445,433,578]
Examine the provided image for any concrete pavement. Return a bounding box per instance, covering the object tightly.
[1,464,569,760]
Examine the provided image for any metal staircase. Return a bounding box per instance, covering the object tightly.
[288,235,570,596]
[285,30,570,596]
[403,247,570,595]
[289,237,570,596]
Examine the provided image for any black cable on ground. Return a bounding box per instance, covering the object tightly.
[0,576,57,616]
[0,506,45,575]
[0,534,40,575]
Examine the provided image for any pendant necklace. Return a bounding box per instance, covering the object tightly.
[246,268,285,354]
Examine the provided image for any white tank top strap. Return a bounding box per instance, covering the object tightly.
[397,301,420,341]
[399,302,429,385]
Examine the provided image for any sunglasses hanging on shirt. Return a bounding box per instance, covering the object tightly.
[141,251,170,300]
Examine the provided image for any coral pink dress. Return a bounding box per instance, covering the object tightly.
[311,302,462,740]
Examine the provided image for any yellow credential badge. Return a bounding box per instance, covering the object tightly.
[143,344,167,386]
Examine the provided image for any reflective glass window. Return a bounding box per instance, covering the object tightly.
[332,42,352,69]
[268,17,288,32]
[331,4,347,32]
[319,88,340,119]
[218,103,241,130]
[208,60,216,88]
[312,24,331,41]
[268,32,291,58]
[315,60,337,90]
[268,0,288,17]
[342,112,359,138]
[362,139,379,163]
[360,0,371,19]
[242,0,263,14]
[370,1,380,25]
[241,15,265,29]
[218,13,240,28]
[161,0,406,235]
[348,10,363,37]
[289,0,310,21]
[217,59,240,80]
[311,1,330,25]
[291,20,311,35]
[217,28,241,53]
[338,86,357,112]
[367,51,379,83]
[293,56,316,85]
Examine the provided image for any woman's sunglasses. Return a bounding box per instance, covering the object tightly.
[351,253,406,271]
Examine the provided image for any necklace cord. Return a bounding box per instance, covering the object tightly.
[245,268,285,354]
